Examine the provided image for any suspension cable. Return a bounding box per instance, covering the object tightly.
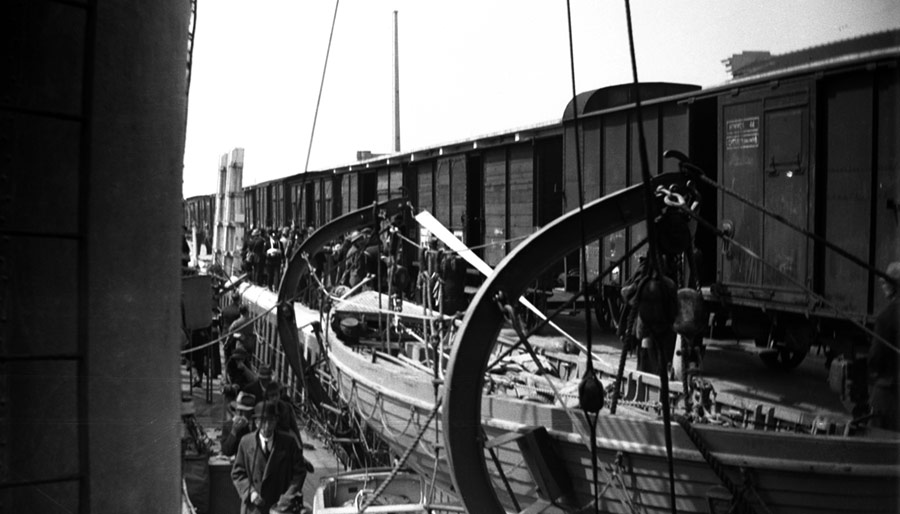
[304,0,340,173]
[688,170,895,285]
[564,4,604,510]
[681,205,899,355]
[623,2,678,513]
[180,290,302,355]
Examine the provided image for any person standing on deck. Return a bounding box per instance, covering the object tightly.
[229,305,257,358]
[231,402,307,514]
[248,229,267,286]
[264,381,300,441]
[868,261,900,430]
[224,347,258,404]
[244,364,274,403]
[265,230,285,291]
[221,391,256,457]
[280,227,293,264]
[221,292,242,332]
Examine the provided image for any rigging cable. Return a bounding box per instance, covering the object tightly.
[304,0,341,173]
[680,204,900,355]
[622,1,678,513]
[683,164,896,286]
[564,2,605,513]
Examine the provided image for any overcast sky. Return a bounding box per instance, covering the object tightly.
[182,0,899,198]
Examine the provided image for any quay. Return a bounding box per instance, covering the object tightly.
[180,366,345,513]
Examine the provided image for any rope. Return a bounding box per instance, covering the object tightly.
[676,416,772,514]
[622,1,677,512]
[348,382,380,422]
[687,168,895,286]
[494,298,639,510]
[604,454,647,514]
[359,397,443,513]
[378,403,417,439]
[680,205,900,355]
[303,0,340,173]
[503,237,648,363]
[401,227,529,254]
[180,295,281,355]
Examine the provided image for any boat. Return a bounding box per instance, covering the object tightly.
[253,161,900,514]
[311,468,449,514]
[443,169,900,514]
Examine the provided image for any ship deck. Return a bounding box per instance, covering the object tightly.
[522,310,851,423]
[340,289,851,424]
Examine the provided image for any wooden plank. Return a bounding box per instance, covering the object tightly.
[518,499,552,514]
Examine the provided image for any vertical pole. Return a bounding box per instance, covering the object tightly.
[393,10,401,153]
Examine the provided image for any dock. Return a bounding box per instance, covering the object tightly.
[180,368,345,513]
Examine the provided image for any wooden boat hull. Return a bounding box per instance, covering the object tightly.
[241,279,900,514]
[323,319,900,514]
[443,175,900,513]
[325,332,456,501]
[258,195,900,513]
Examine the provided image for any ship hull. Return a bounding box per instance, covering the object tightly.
[323,322,900,513]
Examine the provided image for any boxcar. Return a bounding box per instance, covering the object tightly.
[561,82,704,287]
[703,46,900,365]
[560,45,900,369]
[183,193,215,244]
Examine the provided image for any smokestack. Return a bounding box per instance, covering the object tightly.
[393,10,401,152]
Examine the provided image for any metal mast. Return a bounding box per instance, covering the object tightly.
[393,10,401,152]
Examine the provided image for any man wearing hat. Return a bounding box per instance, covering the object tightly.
[232,401,307,514]
[868,261,900,430]
[245,365,274,403]
[224,347,258,403]
[228,305,258,354]
[264,381,299,439]
[221,391,256,457]
[247,228,267,286]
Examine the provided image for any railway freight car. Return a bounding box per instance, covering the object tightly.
[332,121,564,267]
[183,193,215,250]
[562,33,900,372]
[281,169,338,231]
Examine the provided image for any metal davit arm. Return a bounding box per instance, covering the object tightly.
[444,172,683,514]
[276,198,409,398]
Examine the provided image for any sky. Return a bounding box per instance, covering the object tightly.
[182,0,900,198]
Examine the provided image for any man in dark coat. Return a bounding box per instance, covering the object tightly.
[221,391,256,457]
[231,402,307,514]
[223,348,258,404]
[248,229,267,286]
[243,365,274,404]
[221,292,242,332]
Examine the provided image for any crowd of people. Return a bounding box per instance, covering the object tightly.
[180,283,310,513]
[218,318,312,513]
[241,225,314,291]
